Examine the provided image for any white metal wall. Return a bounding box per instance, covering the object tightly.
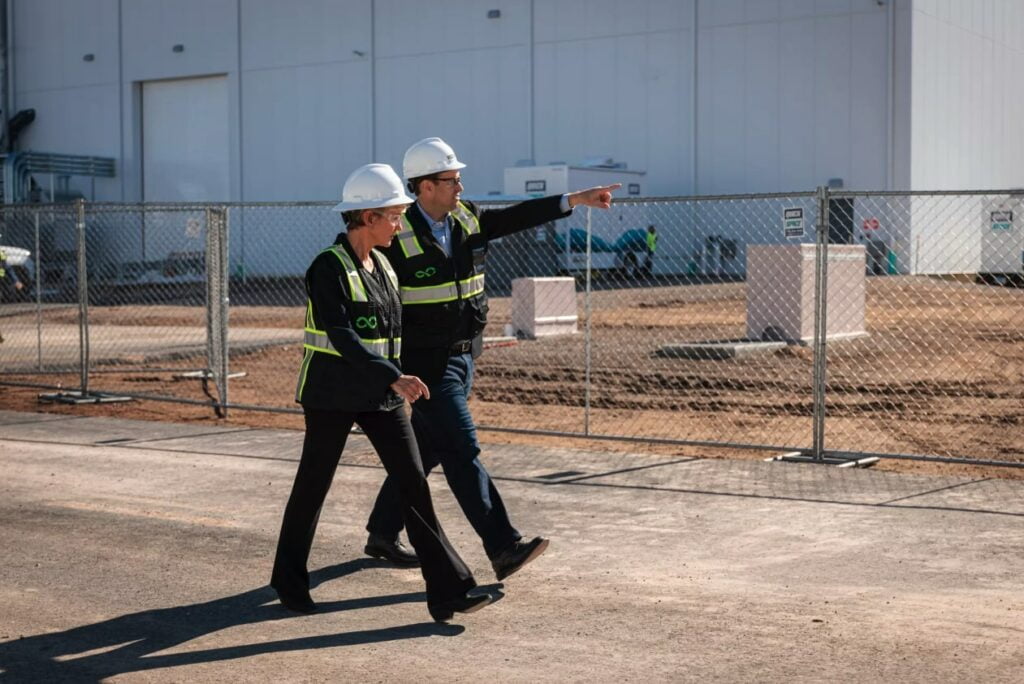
[10,0,1023,210]
[908,0,1024,190]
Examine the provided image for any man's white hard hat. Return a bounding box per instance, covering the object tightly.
[402,137,466,180]
[332,163,415,212]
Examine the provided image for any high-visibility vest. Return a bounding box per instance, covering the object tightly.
[295,245,401,402]
[646,231,658,252]
[0,248,7,279]
[393,201,485,305]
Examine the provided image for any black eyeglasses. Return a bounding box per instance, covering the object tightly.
[431,176,463,187]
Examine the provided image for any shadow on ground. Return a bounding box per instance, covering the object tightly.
[0,559,462,683]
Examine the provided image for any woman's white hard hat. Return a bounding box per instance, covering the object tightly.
[332,163,415,212]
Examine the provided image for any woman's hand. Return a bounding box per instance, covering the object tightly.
[390,374,431,403]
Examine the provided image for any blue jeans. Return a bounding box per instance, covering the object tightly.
[366,353,521,559]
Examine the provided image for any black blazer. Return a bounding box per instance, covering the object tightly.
[384,195,571,385]
[296,235,404,412]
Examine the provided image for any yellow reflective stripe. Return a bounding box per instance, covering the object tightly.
[400,273,485,304]
[397,215,424,258]
[459,273,485,298]
[401,281,459,304]
[452,202,480,235]
[294,348,315,402]
[303,329,400,359]
[324,246,367,302]
[372,248,401,292]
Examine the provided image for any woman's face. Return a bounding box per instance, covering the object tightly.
[364,206,409,248]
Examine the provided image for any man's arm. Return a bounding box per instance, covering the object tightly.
[477,184,622,241]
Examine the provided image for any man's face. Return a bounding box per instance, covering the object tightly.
[366,206,408,247]
[424,172,463,213]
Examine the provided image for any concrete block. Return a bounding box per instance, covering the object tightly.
[746,244,866,343]
[511,277,578,339]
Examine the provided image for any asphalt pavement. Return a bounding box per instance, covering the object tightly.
[1,409,1021,682]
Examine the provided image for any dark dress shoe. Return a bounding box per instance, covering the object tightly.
[272,586,317,614]
[428,592,492,623]
[491,536,550,581]
[364,533,421,567]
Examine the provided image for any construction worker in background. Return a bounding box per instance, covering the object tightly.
[362,137,620,582]
[271,163,492,623]
[645,225,658,274]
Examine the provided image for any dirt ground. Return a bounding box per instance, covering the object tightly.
[2,276,1022,480]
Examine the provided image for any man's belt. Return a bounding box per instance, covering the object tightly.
[450,340,473,355]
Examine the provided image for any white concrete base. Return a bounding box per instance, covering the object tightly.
[511,277,578,339]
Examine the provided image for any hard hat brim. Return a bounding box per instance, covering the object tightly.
[331,192,415,213]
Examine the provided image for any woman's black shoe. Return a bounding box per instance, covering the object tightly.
[428,592,492,623]
[272,585,317,614]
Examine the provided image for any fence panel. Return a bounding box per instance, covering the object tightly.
[0,205,82,376]
[2,191,1021,468]
[478,193,819,452]
[823,191,1024,464]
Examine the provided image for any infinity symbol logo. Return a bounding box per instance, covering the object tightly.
[355,316,377,329]
[414,267,437,279]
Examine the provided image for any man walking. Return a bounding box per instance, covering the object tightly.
[363,137,619,581]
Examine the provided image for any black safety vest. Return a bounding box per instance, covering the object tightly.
[294,245,401,402]
[385,201,488,349]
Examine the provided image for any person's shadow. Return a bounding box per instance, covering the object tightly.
[0,559,469,683]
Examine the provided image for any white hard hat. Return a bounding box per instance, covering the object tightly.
[331,163,415,212]
[402,137,467,180]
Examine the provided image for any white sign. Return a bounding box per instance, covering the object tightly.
[990,210,1013,231]
[783,208,804,238]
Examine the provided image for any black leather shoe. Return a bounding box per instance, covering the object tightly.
[364,533,420,567]
[272,586,317,614]
[428,592,492,623]
[491,536,549,581]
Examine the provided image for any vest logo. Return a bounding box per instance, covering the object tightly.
[355,316,378,329]
[414,266,437,279]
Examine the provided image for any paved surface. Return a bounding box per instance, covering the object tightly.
[0,409,1022,682]
[0,325,296,369]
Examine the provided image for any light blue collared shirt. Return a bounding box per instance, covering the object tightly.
[418,195,572,256]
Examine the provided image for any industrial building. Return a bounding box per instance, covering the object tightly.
[2,0,1022,203]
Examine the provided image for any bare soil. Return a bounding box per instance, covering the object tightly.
[2,276,1022,479]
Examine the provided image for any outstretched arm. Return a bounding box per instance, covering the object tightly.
[567,183,622,210]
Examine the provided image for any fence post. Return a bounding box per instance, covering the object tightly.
[34,208,42,370]
[811,186,830,462]
[76,198,91,396]
[204,206,230,417]
[584,206,592,436]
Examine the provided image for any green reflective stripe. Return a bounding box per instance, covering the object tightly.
[303,329,400,359]
[397,215,424,258]
[294,349,315,402]
[324,245,367,302]
[459,273,485,298]
[401,281,459,305]
[452,202,480,235]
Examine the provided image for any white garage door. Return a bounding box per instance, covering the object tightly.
[142,75,229,202]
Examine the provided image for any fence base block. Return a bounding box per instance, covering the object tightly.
[766,451,880,468]
[38,391,134,405]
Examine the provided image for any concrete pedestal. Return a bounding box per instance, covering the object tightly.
[510,277,578,339]
[746,244,866,343]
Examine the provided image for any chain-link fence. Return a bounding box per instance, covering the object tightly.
[1,189,1021,468]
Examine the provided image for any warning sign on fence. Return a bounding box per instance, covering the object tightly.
[783,208,804,239]
[990,210,1013,231]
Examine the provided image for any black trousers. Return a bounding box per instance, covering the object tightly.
[271,405,476,606]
